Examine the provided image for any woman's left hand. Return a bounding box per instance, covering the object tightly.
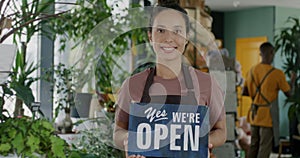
[124,135,146,158]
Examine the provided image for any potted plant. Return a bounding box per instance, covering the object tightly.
[49,0,149,113]
[0,0,73,117]
[70,112,124,158]
[44,63,76,133]
[0,117,68,158]
[9,46,40,117]
[275,16,300,156]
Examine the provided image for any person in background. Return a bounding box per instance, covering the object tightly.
[113,0,227,157]
[243,42,295,158]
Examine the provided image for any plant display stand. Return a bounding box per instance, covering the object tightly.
[211,70,238,157]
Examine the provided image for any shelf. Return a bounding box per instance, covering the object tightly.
[293,135,300,141]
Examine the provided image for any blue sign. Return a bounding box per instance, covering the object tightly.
[128,103,209,158]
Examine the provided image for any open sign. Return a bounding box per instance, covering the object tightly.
[128,103,209,158]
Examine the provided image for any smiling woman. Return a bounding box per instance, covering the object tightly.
[149,9,188,64]
[113,0,226,158]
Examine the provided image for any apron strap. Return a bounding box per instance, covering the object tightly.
[250,67,275,120]
[140,67,155,103]
[250,67,275,105]
[140,64,197,104]
[182,64,198,105]
[182,64,193,90]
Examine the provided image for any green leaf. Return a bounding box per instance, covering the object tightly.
[41,120,55,131]
[11,133,25,155]
[3,86,13,95]
[12,83,35,108]
[51,136,66,158]
[26,135,40,153]
[0,97,3,107]
[0,143,11,152]
[8,129,17,139]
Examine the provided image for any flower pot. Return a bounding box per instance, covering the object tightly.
[71,93,92,118]
[57,108,73,134]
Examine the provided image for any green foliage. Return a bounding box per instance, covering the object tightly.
[44,63,76,118]
[50,0,149,95]
[50,0,112,52]
[71,111,124,158]
[275,17,300,121]
[0,118,68,157]
[95,28,148,95]
[9,50,39,108]
[49,0,115,94]
[0,83,13,120]
[1,0,60,116]
[0,0,58,43]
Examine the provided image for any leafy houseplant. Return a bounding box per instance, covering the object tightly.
[71,112,124,158]
[9,45,39,117]
[50,0,149,111]
[45,63,76,117]
[275,17,300,123]
[275,16,300,157]
[49,0,113,111]
[0,0,69,117]
[44,63,76,133]
[8,0,51,116]
[0,118,67,158]
[0,0,68,43]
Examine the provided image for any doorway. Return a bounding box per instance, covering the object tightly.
[236,36,267,117]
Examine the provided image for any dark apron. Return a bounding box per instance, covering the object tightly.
[140,65,198,158]
[250,100,279,147]
[270,99,279,147]
[250,67,279,147]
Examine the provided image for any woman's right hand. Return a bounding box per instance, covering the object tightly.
[124,134,146,158]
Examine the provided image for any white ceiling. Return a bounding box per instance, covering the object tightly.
[206,0,300,11]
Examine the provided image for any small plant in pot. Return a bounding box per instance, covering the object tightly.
[44,63,76,133]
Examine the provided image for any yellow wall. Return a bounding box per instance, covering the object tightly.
[236,36,267,117]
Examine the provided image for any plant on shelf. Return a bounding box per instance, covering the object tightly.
[44,63,76,133]
[70,112,124,158]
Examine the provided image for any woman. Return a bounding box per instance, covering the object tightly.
[113,1,226,157]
